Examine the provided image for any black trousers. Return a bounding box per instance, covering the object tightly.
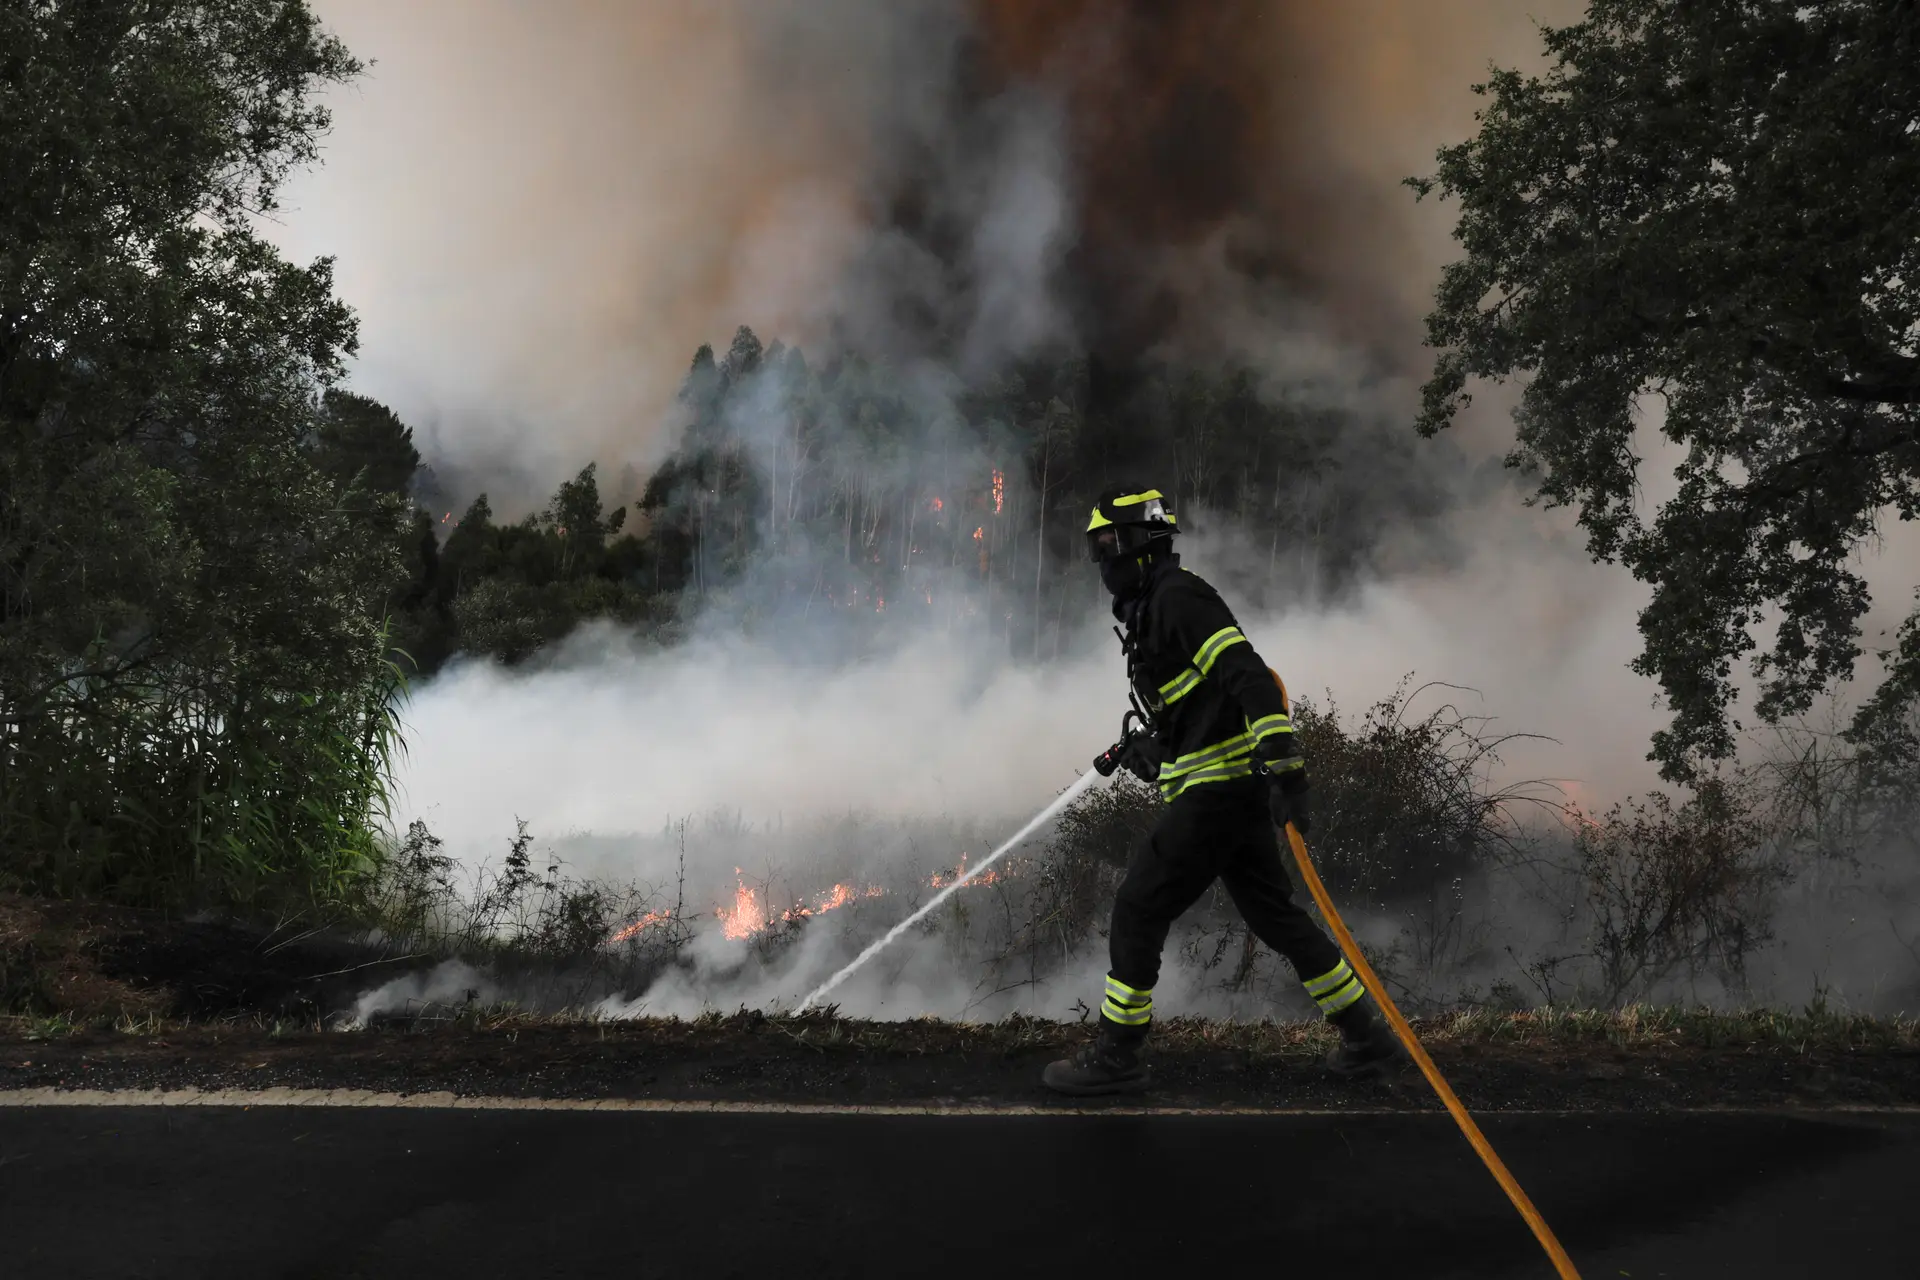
[1109,774,1344,1002]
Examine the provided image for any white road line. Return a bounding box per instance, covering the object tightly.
[1,1088,1917,1116]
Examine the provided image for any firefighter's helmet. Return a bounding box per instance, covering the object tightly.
[1085,486,1178,562]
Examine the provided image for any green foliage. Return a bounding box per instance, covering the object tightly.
[1412,0,1920,779]
[419,470,668,666]
[0,2,403,906]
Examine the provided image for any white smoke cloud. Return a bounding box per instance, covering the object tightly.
[289,1,1917,1018]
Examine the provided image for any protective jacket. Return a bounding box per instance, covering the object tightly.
[1115,556,1303,800]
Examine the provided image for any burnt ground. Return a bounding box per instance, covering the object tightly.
[4,891,1919,1111]
[6,1011,1920,1111]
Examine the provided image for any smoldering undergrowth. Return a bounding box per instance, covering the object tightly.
[337,681,1918,1026]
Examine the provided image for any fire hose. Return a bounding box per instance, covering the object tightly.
[1279,813,1582,1279]
[793,740,1581,1277]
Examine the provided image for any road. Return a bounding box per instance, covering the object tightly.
[1,1099,1912,1278]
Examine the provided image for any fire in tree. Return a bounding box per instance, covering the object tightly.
[991,468,1004,514]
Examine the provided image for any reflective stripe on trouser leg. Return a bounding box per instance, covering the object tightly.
[1303,958,1365,1015]
[1101,975,1153,1027]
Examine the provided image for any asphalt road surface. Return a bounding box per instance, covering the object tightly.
[2,1100,1912,1279]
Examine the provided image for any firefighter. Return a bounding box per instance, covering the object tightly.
[1042,485,1405,1095]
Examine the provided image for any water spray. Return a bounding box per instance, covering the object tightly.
[795,769,1101,1012]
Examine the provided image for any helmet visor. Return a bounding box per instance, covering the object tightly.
[1087,526,1121,562]
[1086,523,1165,563]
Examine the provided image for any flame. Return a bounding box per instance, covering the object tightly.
[931,497,944,512]
[875,594,885,612]
[441,512,452,523]
[929,853,999,890]
[991,469,1004,514]
[972,526,984,541]
[718,879,768,940]
[715,877,885,940]
[608,909,673,944]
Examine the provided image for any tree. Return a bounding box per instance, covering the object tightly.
[1411,0,1920,779]
[315,390,422,501]
[0,2,398,903]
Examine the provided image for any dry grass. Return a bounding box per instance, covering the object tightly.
[4,1002,1913,1060]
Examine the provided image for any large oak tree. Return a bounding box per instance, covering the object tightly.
[1414,0,1920,779]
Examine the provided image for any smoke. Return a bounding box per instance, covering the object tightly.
[278,1,1920,1018]
[276,0,1581,482]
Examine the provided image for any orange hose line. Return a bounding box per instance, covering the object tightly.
[1284,821,1584,1280]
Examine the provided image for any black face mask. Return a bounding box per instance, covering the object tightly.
[1100,553,1151,600]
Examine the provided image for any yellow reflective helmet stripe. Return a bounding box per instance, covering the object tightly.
[1086,489,1177,532]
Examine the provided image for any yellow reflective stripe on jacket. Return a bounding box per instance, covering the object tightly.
[1157,627,1248,707]
[1247,712,1292,745]
[1159,757,1256,799]
[1191,626,1246,675]
[1159,731,1254,780]
[1158,667,1201,706]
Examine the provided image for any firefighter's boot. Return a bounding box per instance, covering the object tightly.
[1326,998,1406,1078]
[1042,1021,1150,1096]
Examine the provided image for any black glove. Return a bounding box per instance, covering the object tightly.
[1265,764,1312,835]
[1093,731,1162,783]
